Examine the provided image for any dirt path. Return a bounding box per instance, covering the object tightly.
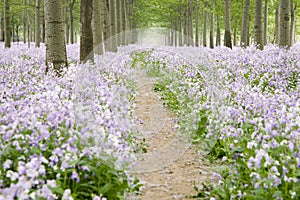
[128,69,211,200]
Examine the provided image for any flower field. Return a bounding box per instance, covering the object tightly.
[135,44,300,199]
[1,42,300,199]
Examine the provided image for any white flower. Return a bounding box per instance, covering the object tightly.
[6,170,19,181]
[3,160,13,169]
[62,189,73,200]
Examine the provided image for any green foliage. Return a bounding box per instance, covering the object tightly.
[153,82,180,111]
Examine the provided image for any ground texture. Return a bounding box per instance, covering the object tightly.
[127,69,210,200]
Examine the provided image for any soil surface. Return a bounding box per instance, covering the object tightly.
[127,69,211,200]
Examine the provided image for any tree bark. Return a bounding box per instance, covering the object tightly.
[116,0,121,46]
[209,0,214,48]
[290,0,295,45]
[80,0,94,61]
[224,0,232,48]
[45,0,67,74]
[23,0,27,43]
[4,0,11,48]
[195,4,199,47]
[69,0,76,44]
[279,0,290,47]
[64,0,69,44]
[93,0,103,55]
[121,0,128,45]
[183,5,188,45]
[188,0,193,46]
[254,0,263,49]
[264,0,268,45]
[233,27,237,46]
[216,15,221,46]
[35,0,41,47]
[0,12,3,42]
[275,6,280,44]
[178,2,183,46]
[103,0,112,50]
[110,0,117,51]
[241,0,250,47]
[203,3,207,47]
[27,0,32,48]
[42,11,45,43]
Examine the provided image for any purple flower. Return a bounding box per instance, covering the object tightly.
[71,171,80,183]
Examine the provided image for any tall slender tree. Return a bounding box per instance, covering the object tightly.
[69,0,76,44]
[254,0,263,49]
[224,0,232,48]
[27,0,32,48]
[216,15,221,46]
[275,5,280,43]
[279,0,290,47]
[290,0,296,45]
[240,0,250,47]
[264,0,268,45]
[188,0,193,46]
[110,0,117,51]
[203,2,207,47]
[210,0,214,48]
[23,0,27,43]
[4,0,11,48]
[35,0,41,47]
[195,3,199,47]
[0,11,3,42]
[80,0,93,61]
[44,0,67,73]
[92,0,103,55]
[178,2,183,46]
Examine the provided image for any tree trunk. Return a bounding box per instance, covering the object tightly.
[4,0,11,48]
[42,11,45,43]
[27,0,32,48]
[12,25,15,42]
[183,5,188,45]
[103,0,112,50]
[224,0,232,48]
[0,12,3,42]
[275,6,280,44]
[45,0,67,74]
[69,0,75,44]
[116,0,121,46]
[254,0,263,49]
[188,0,193,46]
[264,0,268,45]
[64,0,69,44]
[195,4,199,47]
[93,0,103,55]
[35,0,41,47]
[209,0,214,48]
[279,0,290,47]
[80,0,94,61]
[203,3,207,47]
[178,3,183,46]
[233,27,237,46]
[16,25,19,42]
[241,0,250,47]
[290,0,295,45]
[216,15,221,46]
[120,0,126,45]
[23,1,27,43]
[110,0,117,51]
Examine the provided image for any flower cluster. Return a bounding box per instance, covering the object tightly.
[135,44,300,199]
[0,43,139,199]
